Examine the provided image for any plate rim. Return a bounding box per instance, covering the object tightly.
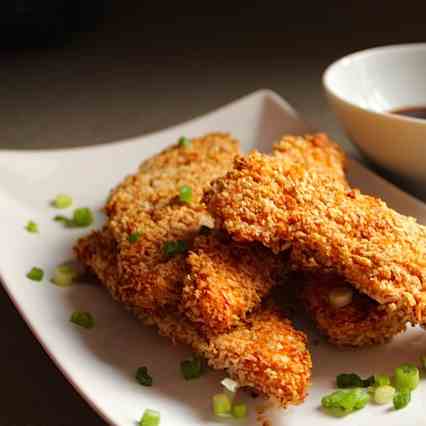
[1,89,426,425]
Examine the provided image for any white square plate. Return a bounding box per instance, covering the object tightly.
[1,90,426,426]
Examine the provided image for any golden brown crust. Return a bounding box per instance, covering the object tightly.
[272,133,347,182]
[75,229,311,407]
[180,231,287,334]
[300,273,408,347]
[205,150,426,322]
[102,133,240,312]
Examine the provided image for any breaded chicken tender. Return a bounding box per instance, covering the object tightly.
[102,133,239,312]
[180,231,287,334]
[205,149,426,323]
[300,273,408,347]
[272,133,346,182]
[75,229,312,408]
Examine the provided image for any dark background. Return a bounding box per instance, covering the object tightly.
[1,2,425,425]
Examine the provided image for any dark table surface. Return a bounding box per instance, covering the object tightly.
[1,2,425,425]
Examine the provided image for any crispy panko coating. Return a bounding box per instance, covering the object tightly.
[180,231,288,334]
[300,273,408,347]
[205,150,426,322]
[102,133,239,312]
[75,229,312,408]
[272,133,347,182]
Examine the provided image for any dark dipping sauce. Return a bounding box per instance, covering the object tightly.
[390,106,426,120]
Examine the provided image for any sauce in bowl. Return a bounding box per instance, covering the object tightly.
[390,107,426,120]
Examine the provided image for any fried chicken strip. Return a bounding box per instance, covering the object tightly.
[300,273,408,347]
[204,148,426,323]
[75,229,312,407]
[272,133,347,182]
[102,133,239,312]
[180,231,287,335]
[96,132,293,334]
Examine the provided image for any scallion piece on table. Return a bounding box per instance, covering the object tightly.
[26,267,44,281]
[54,215,73,226]
[51,264,79,287]
[374,374,391,387]
[163,240,188,257]
[54,208,94,228]
[25,220,39,233]
[394,363,419,390]
[136,366,153,387]
[336,373,374,388]
[72,207,94,227]
[178,136,191,148]
[231,402,247,419]
[374,385,396,405]
[70,311,95,329]
[139,409,160,426]
[179,185,192,203]
[212,393,232,417]
[51,194,73,209]
[128,231,142,243]
[180,356,204,380]
[393,388,411,410]
[322,389,369,417]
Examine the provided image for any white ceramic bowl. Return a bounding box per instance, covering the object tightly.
[323,43,426,184]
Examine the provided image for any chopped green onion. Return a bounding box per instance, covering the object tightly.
[25,220,39,233]
[51,194,73,209]
[26,267,44,281]
[179,185,192,203]
[136,366,153,387]
[322,389,369,417]
[54,208,94,228]
[374,385,396,404]
[128,232,142,243]
[51,264,79,287]
[180,356,204,380]
[178,136,191,148]
[328,287,353,308]
[212,393,232,418]
[54,215,74,226]
[199,225,212,235]
[221,378,239,393]
[163,240,188,257]
[139,409,160,426]
[336,373,372,388]
[353,391,370,410]
[374,374,390,387]
[232,402,247,419]
[393,388,411,410]
[394,363,419,390]
[70,311,95,329]
[72,207,94,227]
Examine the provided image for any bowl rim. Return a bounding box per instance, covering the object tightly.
[322,43,426,125]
